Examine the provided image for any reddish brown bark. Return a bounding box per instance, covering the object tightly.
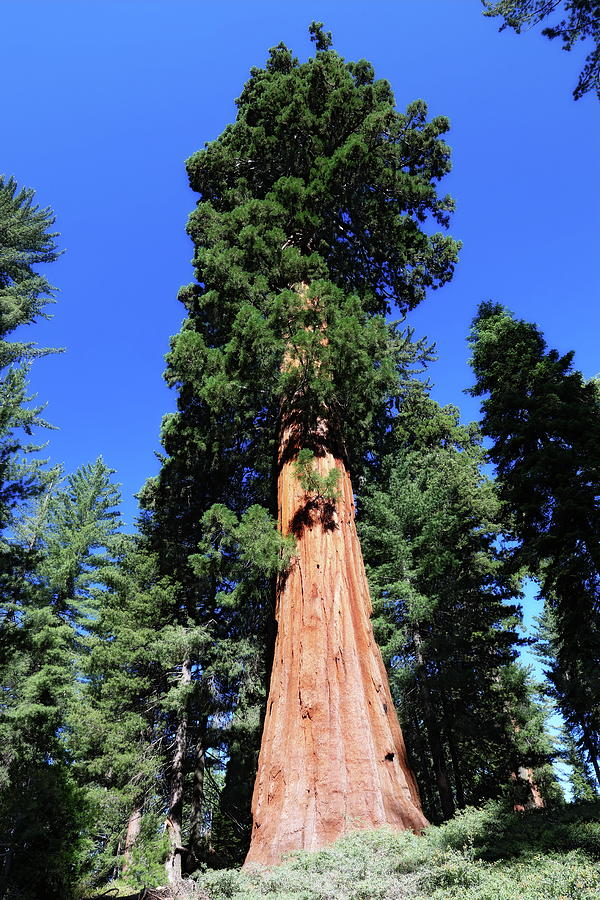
[511,767,545,812]
[510,722,546,812]
[245,414,427,866]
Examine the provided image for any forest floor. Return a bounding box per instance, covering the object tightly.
[101,800,600,900]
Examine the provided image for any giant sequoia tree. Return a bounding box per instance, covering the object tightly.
[152,23,460,868]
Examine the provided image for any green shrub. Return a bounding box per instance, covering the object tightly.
[190,803,600,900]
[425,852,600,900]
[200,867,251,898]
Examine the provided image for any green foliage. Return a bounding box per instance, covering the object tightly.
[559,727,600,802]
[482,0,600,99]
[0,175,62,606]
[72,533,181,887]
[117,814,169,889]
[0,174,62,367]
[192,502,294,589]
[0,458,123,898]
[173,25,459,489]
[359,386,555,820]
[308,21,333,52]
[0,460,120,898]
[0,177,94,899]
[469,301,600,793]
[293,448,340,501]
[430,799,600,862]
[194,803,600,899]
[28,458,121,619]
[139,22,459,872]
[0,365,56,536]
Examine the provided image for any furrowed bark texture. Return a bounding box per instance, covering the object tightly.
[246,416,427,866]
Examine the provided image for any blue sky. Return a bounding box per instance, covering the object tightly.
[3,0,599,544]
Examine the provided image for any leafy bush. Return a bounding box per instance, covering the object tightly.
[431,799,600,861]
[193,801,600,900]
[424,851,600,899]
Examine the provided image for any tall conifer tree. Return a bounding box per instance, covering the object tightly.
[469,302,600,788]
[360,388,557,820]
[149,23,460,868]
[1,459,122,898]
[0,176,72,898]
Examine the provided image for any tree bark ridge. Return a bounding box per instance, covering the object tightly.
[245,414,427,865]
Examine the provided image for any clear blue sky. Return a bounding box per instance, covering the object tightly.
[3,0,599,535]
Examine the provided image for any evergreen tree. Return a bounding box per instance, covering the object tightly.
[536,601,600,787]
[560,726,599,801]
[359,388,557,820]
[71,533,176,889]
[482,0,600,99]
[0,562,81,899]
[0,174,62,626]
[469,301,600,789]
[25,458,121,622]
[0,174,61,367]
[0,175,70,897]
[0,459,121,898]
[145,23,460,871]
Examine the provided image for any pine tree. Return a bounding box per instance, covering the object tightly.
[69,533,176,889]
[560,725,599,801]
[0,176,72,898]
[469,302,600,788]
[0,459,121,898]
[147,23,460,869]
[27,458,121,620]
[0,174,62,367]
[536,601,600,788]
[482,0,600,100]
[359,388,557,820]
[0,174,62,626]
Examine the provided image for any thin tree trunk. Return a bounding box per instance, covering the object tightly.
[165,658,191,884]
[188,716,208,869]
[409,709,437,816]
[581,724,600,786]
[122,804,143,874]
[413,629,455,820]
[440,689,466,809]
[246,397,427,865]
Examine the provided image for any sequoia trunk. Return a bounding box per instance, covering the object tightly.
[246,413,427,865]
[511,767,545,811]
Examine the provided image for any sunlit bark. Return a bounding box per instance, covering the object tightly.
[246,390,427,864]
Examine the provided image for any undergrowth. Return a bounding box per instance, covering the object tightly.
[192,801,600,900]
